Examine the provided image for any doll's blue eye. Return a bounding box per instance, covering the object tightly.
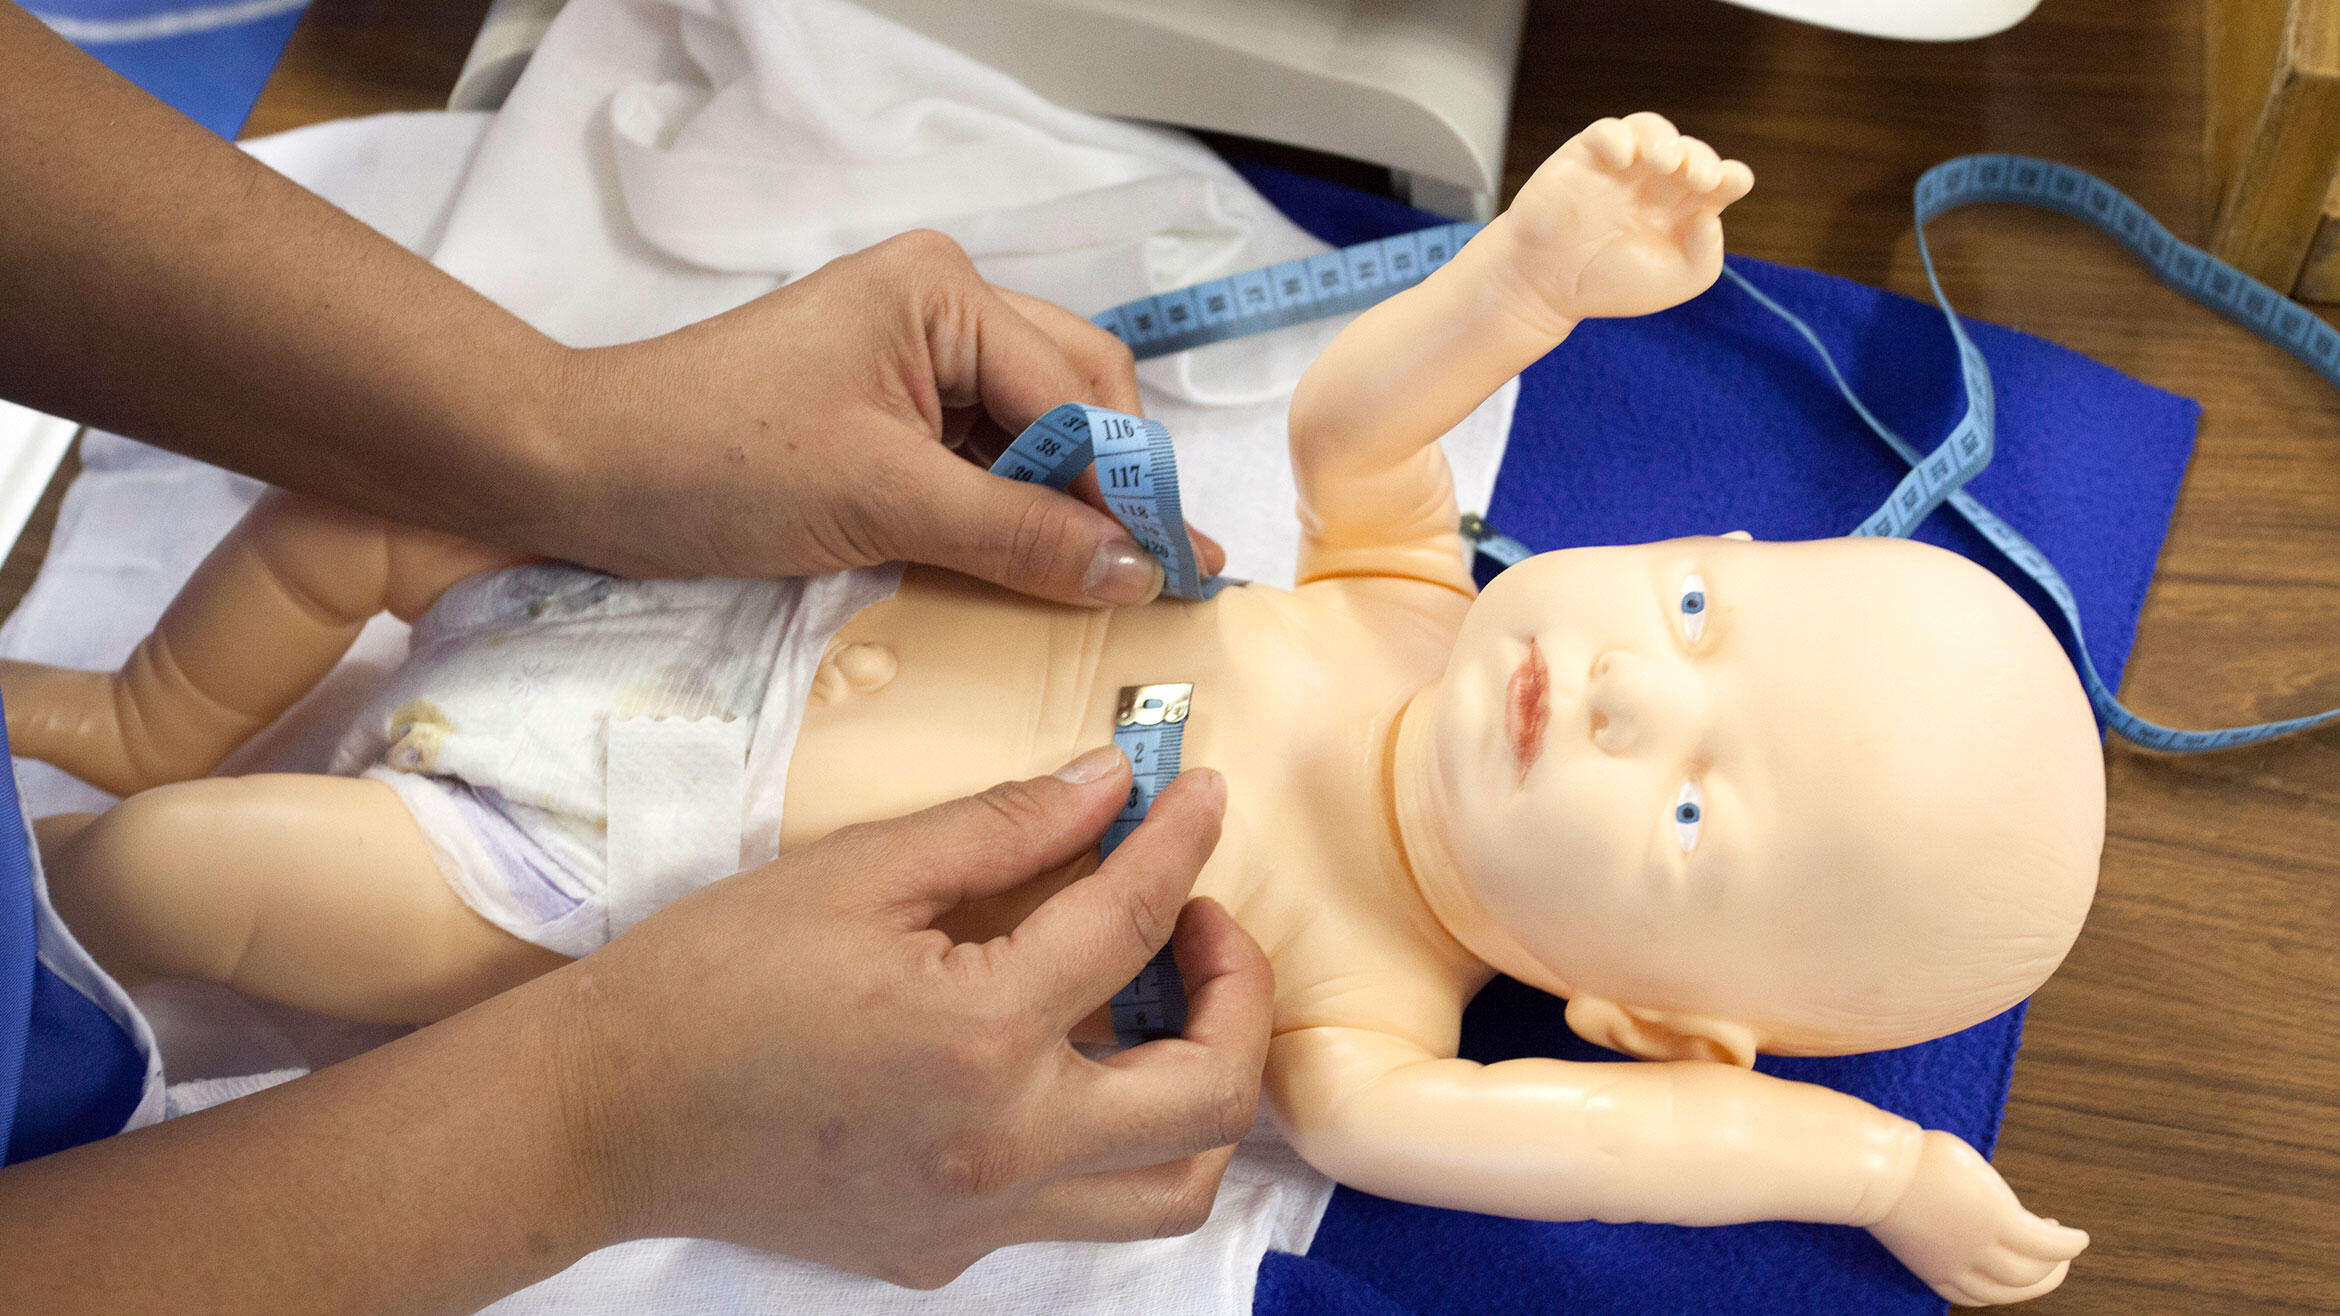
[1678,574,1708,643]
[1673,781,1704,852]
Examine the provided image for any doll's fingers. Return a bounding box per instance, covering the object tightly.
[1622,112,1684,171]
[1953,1258,2070,1307]
[1582,117,1635,170]
[2013,1215,2088,1261]
[1931,1276,1987,1308]
[1678,137,1723,193]
[1974,1241,2062,1289]
[1005,1145,1236,1244]
[838,749,1131,926]
[1683,213,1725,280]
[1005,769,1227,1014]
[2001,1259,2072,1303]
[1709,159,1755,209]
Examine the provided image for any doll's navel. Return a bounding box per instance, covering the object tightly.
[811,641,898,704]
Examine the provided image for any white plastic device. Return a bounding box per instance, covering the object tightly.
[449,0,2044,220]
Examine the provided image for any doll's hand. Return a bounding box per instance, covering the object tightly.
[1495,112,1752,326]
[554,749,1272,1288]
[553,230,1222,605]
[1868,1130,2088,1306]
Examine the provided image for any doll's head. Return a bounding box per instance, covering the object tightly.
[1411,534,2105,1063]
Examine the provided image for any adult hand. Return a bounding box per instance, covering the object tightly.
[556,231,1226,605]
[556,746,1271,1286]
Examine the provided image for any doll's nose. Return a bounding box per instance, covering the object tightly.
[1587,649,1699,757]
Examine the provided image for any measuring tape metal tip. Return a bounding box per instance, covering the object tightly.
[1104,681,1195,1046]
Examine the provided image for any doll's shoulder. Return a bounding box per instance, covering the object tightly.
[1272,573,1472,659]
[1264,900,1485,1044]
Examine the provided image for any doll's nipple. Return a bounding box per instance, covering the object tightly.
[810,641,898,704]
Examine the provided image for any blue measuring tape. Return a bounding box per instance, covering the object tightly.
[1720,154,2340,753]
[992,402,1220,600]
[1101,683,1192,1044]
[1094,223,1484,361]
[1082,160,2340,753]
[988,413,1196,1044]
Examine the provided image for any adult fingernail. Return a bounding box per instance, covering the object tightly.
[1052,744,1126,784]
[1083,542,1164,606]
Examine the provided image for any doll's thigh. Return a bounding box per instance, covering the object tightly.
[47,773,570,1023]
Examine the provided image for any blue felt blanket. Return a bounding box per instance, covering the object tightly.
[1226,159,2199,1316]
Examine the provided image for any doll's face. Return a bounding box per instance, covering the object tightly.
[1424,535,2105,1051]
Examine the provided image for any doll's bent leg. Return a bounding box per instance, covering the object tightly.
[0,490,529,798]
[44,773,568,1023]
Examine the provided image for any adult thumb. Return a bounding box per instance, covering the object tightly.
[896,442,1165,607]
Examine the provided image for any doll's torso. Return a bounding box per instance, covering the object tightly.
[783,565,1490,1036]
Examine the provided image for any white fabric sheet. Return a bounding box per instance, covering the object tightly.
[2,1,1521,1309]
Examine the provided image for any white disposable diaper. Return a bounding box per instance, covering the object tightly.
[332,561,901,955]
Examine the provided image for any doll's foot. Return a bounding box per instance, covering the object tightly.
[0,659,132,790]
[1494,112,1753,326]
[0,658,249,797]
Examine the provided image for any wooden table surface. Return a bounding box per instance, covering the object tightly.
[30,0,2336,1309]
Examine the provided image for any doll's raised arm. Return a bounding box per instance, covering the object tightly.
[1288,115,1750,591]
[1268,1025,2086,1307]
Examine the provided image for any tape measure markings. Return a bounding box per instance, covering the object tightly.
[1091,222,1484,361]
[990,402,1219,600]
[1104,682,1193,1045]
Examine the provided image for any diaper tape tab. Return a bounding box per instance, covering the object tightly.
[605,715,751,936]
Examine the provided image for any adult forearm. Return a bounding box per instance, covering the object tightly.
[0,3,577,548]
[0,976,614,1314]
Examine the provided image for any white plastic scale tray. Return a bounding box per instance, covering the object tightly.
[0,403,77,566]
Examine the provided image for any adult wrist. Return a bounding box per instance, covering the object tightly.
[522,959,661,1252]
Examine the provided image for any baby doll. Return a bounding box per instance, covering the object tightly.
[3,114,2103,1306]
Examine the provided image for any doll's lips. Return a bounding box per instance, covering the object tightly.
[1505,639,1549,786]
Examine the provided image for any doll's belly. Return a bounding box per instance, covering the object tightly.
[778,566,1114,848]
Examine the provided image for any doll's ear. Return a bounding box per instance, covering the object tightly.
[1564,996,1760,1068]
[1721,530,1753,541]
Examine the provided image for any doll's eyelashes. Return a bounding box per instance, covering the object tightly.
[1678,574,1707,643]
[1673,780,1704,853]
